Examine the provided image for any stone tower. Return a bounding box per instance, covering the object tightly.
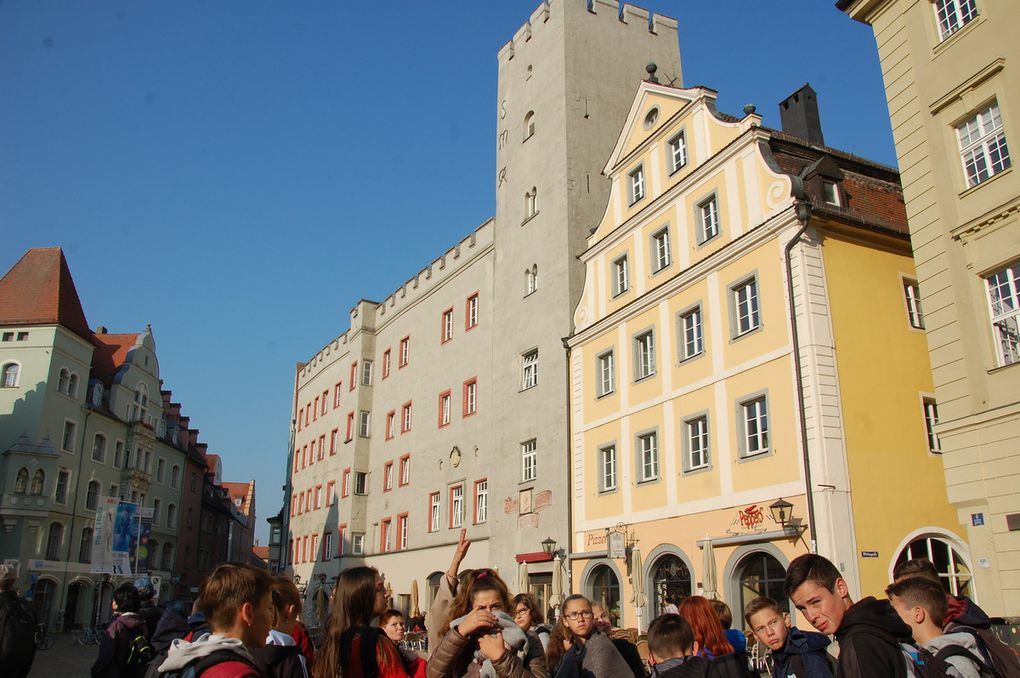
[487,0,681,586]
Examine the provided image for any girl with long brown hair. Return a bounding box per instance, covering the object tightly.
[313,566,413,678]
[426,569,548,678]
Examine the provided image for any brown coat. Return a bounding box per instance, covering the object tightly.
[425,627,549,678]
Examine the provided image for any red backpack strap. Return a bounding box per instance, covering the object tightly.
[199,660,260,678]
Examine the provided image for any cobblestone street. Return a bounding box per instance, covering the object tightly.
[29,634,96,678]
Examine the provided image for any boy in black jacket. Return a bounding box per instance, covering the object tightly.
[744,597,832,678]
[784,554,912,678]
[646,614,710,678]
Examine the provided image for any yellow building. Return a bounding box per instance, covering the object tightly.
[566,80,970,631]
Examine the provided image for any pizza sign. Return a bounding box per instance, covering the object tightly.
[733,504,765,532]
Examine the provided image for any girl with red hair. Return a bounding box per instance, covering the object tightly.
[678,596,734,659]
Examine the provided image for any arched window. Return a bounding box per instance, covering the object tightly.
[651,554,693,617]
[92,434,107,462]
[896,536,972,597]
[171,465,180,489]
[91,382,103,407]
[587,565,621,627]
[526,265,538,295]
[148,540,159,570]
[85,481,100,511]
[524,111,535,140]
[58,368,70,394]
[525,187,537,219]
[14,467,29,493]
[31,469,45,495]
[79,527,93,563]
[45,522,64,560]
[133,383,149,422]
[2,362,20,388]
[162,543,174,571]
[67,373,79,398]
[734,552,788,621]
[167,503,177,528]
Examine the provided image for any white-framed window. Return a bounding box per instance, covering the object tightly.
[467,294,479,328]
[897,536,973,597]
[733,277,761,336]
[352,533,365,556]
[525,187,538,219]
[361,360,373,386]
[521,439,537,482]
[933,0,978,40]
[637,432,659,482]
[442,309,454,343]
[597,351,615,397]
[114,441,124,469]
[475,479,488,524]
[464,379,478,415]
[600,445,617,492]
[685,416,710,471]
[958,103,1011,188]
[399,336,410,367]
[522,350,538,390]
[167,503,177,528]
[668,131,688,174]
[153,499,161,524]
[740,395,770,458]
[381,519,393,552]
[986,262,1020,366]
[526,265,538,295]
[450,485,464,528]
[58,368,70,395]
[156,458,165,483]
[91,434,106,462]
[359,411,371,438]
[323,532,334,560]
[62,420,77,453]
[904,279,925,329]
[397,515,408,550]
[629,165,645,204]
[822,180,841,206]
[679,306,704,361]
[430,493,441,532]
[612,255,629,297]
[923,397,941,453]
[698,195,720,243]
[635,330,656,380]
[384,462,394,491]
[55,469,70,504]
[400,456,410,485]
[171,464,180,489]
[402,402,412,432]
[354,471,367,495]
[652,227,671,272]
[1,362,19,388]
[86,480,100,511]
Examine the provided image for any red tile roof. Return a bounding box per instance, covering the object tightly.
[0,247,92,341]
[91,332,141,382]
[223,481,254,515]
[252,546,269,561]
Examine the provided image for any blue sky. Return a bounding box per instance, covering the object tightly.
[0,1,892,543]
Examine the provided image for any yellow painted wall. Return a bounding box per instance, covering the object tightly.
[821,231,966,597]
[716,240,789,370]
[583,420,625,521]
[583,331,622,425]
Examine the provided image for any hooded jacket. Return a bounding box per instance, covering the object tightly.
[770,627,833,678]
[157,633,261,678]
[923,632,985,678]
[833,597,911,678]
[250,630,308,678]
[92,612,151,678]
[650,656,710,678]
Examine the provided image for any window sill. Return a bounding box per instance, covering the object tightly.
[596,390,615,400]
[636,476,660,486]
[612,289,630,299]
[522,211,540,226]
[520,384,538,393]
[651,263,672,276]
[463,411,478,418]
[634,372,656,384]
[677,351,705,366]
[730,324,763,343]
[598,487,618,496]
[931,15,983,59]
[682,464,711,476]
[737,449,771,463]
[696,232,721,249]
[958,166,1012,199]
[987,361,1019,376]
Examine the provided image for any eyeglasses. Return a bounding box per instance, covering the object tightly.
[514,608,530,617]
[564,610,594,621]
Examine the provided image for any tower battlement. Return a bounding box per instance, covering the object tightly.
[497,0,678,63]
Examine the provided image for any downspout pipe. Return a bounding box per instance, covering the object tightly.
[784,176,818,552]
[562,335,573,602]
[58,402,93,631]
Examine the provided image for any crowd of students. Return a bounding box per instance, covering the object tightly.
[70,532,1018,678]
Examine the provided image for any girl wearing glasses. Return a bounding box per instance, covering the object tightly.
[314,566,417,678]
[556,595,633,678]
[427,569,549,678]
[513,593,552,651]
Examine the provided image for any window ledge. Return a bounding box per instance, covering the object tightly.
[988,361,1019,376]
[598,487,619,496]
[651,263,672,276]
[634,372,657,384]
[596,390,615,400]
[682,464,712,476]
[730,324,764,343]
[958,166,1013,200]
[521,211,540,226]
[931,15,984,60]
[737,449,772,464]
[677,351,705,366]
[696,233,722,249]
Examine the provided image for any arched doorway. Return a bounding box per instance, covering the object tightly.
[895,535,972,597]
[97,581,115,624]
[427,571,444,606]
[64,580,91,630]
[734,552,788,621]
[587,564,621,627]
[650,554,692,617]
[31,578,57,630]
[312,586,330,626]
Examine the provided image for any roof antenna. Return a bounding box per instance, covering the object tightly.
[646,63,658,83]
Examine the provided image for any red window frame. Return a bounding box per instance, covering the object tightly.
[382,349,391,379]
[342,468,351,498]
[396,513,408,550]
[399,454,410,486]
[438,390,452,427]
[440,307,454,344]
[427,492,440,533]
[327,480,336,506]
[383,461,394,492]
[302,535,308,563]
[345,412,355,442]
[473,478,488,524]
[321,391,328,415]
[399,336,410,368]
[330,429,338,455]
[314,484,322,510]
[322,531,331,561]
[334,383,343,408]
[401,401,412,433]
[449,484,464,529]
[385,411,396,440]
[318,435,325,461]
[463,378,478,417]
[311,533,318,562]
[380,517,392,552]
[349,361,358,391]
[339,523,347,556]
[313,397,319,421]
[466,292,479,330]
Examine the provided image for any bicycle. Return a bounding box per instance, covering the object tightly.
[35,623,55,650]
[75,624,103,645]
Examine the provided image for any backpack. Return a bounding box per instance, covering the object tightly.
[0,594,37,673]
[948,625,1020,678]
[935,644,1004,678]
[706,652,759,678]
[159,648,260,678]
[126,627,155,677]
[899,642,1001,678]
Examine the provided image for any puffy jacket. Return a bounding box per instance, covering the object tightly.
[91,612,151,678]
[426,625,549,678]
[770,627,833,678]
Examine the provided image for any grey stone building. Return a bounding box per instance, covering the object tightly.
[285,0,682,616]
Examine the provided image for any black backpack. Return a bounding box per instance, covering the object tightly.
[900,641,1001,678]
[947,625,1020,678]
[125,626,155,678]
[159,649,261,678]
[0,594,38,675]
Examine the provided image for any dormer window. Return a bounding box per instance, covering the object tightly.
[629,166,645,205]
[822,180,840,206]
